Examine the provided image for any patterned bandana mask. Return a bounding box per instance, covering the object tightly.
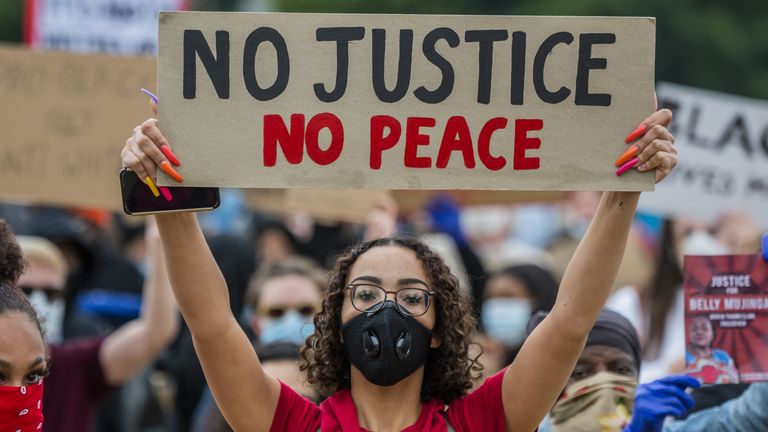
[550,372,637,432]
[0,381,44,432]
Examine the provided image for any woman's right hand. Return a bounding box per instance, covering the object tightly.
[121,98,183,193]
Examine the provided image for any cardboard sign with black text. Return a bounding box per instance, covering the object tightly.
[158,12,656,191]
[26,0,187,55]
[0,45,155,210]
[640,83,768,226]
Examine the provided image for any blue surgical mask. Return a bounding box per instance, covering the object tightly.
[482,298,532,347]
[513,205,561,248]
[260,310,315,346]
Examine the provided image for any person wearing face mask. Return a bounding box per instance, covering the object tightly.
[14,237,68,344]
[184,258,327,431]
[123,101,678,431]
[245,257,325,346]
[531,309,701,432]
[479,264,558,375]
[14,220,179,432]
[0,220,46,432]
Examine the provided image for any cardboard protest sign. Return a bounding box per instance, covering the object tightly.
[684,255,768,383]
[391,190,565,214]
[244,188,291,216]
[158,12,656,191]
[640,83,768,227]
[0,45,155,210]
[25,0,187,55]
[245,188,387,223]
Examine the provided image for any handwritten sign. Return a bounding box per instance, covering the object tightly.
[157,12,655,191]
[391,190,565,214]
[684,255,768,383]
[640,83,768,226]
[0,45,155,210]
[26,0,187,55]
[245,188,387,223]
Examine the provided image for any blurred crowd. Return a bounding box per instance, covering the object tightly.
[0,188,765,431]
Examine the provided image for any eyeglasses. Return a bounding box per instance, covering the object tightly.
[346,283,435,317]
[260,304,317,319]
[18,286,64,302]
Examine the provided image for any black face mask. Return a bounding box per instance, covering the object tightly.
[342,301,433,387]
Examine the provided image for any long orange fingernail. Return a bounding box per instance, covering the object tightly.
[144,176,160,197]
[160,161,184,183]
[624,124,647,143]
[160,144,181,166]
[615,146,639,167]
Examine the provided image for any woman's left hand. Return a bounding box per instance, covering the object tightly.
[618,108,677,184]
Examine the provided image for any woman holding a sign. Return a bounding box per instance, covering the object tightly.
[121,106,677,431]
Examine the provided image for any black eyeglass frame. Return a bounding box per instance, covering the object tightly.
[345,283,436,317]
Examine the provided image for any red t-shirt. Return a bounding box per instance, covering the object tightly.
[43,337,115,432]
[269,369,507,432]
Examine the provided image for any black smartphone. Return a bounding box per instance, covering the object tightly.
[120,168,220,215]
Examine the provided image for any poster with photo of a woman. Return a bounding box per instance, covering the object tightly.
[684,255,768,383]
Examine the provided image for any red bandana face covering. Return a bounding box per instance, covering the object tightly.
[0,381,44,432]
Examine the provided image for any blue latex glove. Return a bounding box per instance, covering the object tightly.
[425,194,466,247]
[624,375,701,432]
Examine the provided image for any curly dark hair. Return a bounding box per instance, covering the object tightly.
[299,236,482,403]
[0,219,25,287]
[0,220,43,338]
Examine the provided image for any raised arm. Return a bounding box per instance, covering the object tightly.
[100,217,179,385]
[121,117,281,432]
[500,109,677,431]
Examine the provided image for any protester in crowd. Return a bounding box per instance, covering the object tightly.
[20,209,144,339]
[608,214,761,382]
[191,342,319,432]
[478,263,558,376]
[664,383,768,431]
[548,191,655,293]
[253,220,300,266]
[254,213,361,270]
[422,194,489,317]
[15,236,69,345]
[181,254,324,430]
[245,257,326,346]
[166,233,256,432]
[113,216,149,276]
[122,101,677,431]
[0,220,46,431]
[530,309,700,432]
[685,315,739,384]
[15,219,179,432]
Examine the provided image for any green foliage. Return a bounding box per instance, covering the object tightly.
[0,1,22,43]
[1,0,766,98]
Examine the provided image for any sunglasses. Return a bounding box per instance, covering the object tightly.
[261,305,317,319]
[18,285,64,302]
